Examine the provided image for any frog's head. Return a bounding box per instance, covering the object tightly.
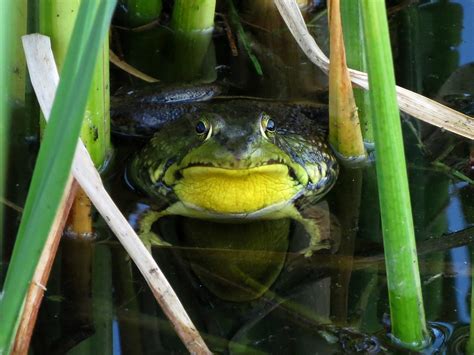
[133,102,338,216]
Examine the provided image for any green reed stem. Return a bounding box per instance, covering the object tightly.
[40,0,110,168]
[0,2,116,352]
[0,0,13,280]
[171,0,216,32]
[168,0,217,82]
[123,0,162,27]
[360,0,428,349]
[341,0,373,143]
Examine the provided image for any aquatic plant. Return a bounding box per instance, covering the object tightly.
[360,0,428,348]
[0,1,116,352]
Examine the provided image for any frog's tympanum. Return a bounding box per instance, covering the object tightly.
[125,98,338,257]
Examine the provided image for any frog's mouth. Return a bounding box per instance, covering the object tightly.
[165,161,308,214]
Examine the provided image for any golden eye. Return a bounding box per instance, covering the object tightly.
[260,113,276,138]
[195,119,212,140]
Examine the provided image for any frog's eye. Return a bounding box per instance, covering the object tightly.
[195,120,212,140]
[260,113,276,138]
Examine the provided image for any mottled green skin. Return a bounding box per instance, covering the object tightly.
[122,98,339,256]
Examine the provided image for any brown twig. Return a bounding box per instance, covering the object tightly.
[109,49,159,83]
[12,177,79,354]
[0,197,23,213]
[218,13,239,56]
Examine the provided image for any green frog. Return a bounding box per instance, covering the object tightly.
[113,86,338,256]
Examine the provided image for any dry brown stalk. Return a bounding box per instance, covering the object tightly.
[12,177,79,354]
[328,0,366,159]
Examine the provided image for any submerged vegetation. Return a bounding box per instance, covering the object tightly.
[1,0,474,353]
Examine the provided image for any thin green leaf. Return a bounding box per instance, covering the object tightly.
[0,1,117,352]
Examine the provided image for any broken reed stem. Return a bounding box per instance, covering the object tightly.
[12,177,79,354]
[328,0,366,160]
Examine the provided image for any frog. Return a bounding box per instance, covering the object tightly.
[112,85,339,257]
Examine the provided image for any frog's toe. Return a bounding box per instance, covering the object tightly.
[139,231,171,252]
[298,238,331,258]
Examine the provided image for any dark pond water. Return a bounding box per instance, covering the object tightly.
[3,0,474,354]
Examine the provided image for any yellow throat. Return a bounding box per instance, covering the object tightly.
[174,164,301,213]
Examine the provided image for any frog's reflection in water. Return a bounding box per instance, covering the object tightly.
[179,218,290,302]
[153,202,335,302]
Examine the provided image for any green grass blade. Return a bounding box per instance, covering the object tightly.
[0,0,12,277]
[0,1,116,352]
[360,0,428,349]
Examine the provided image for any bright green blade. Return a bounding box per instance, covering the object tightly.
[0,0,13,277]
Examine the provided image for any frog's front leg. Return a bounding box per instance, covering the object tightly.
[293,202,333,257]
[138,209,172,251]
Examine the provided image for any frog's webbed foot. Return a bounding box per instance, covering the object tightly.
[297,218,330,257]
[295,202,336,257]
[138,209,172,252]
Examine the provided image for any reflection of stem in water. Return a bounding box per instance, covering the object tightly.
[227,0,263,76]
[90,243,113,354]
[241,0,326,97]
[55,238,94,353]
[431,161,474,185]
[113,248,144,354]
[330,167,362,324]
